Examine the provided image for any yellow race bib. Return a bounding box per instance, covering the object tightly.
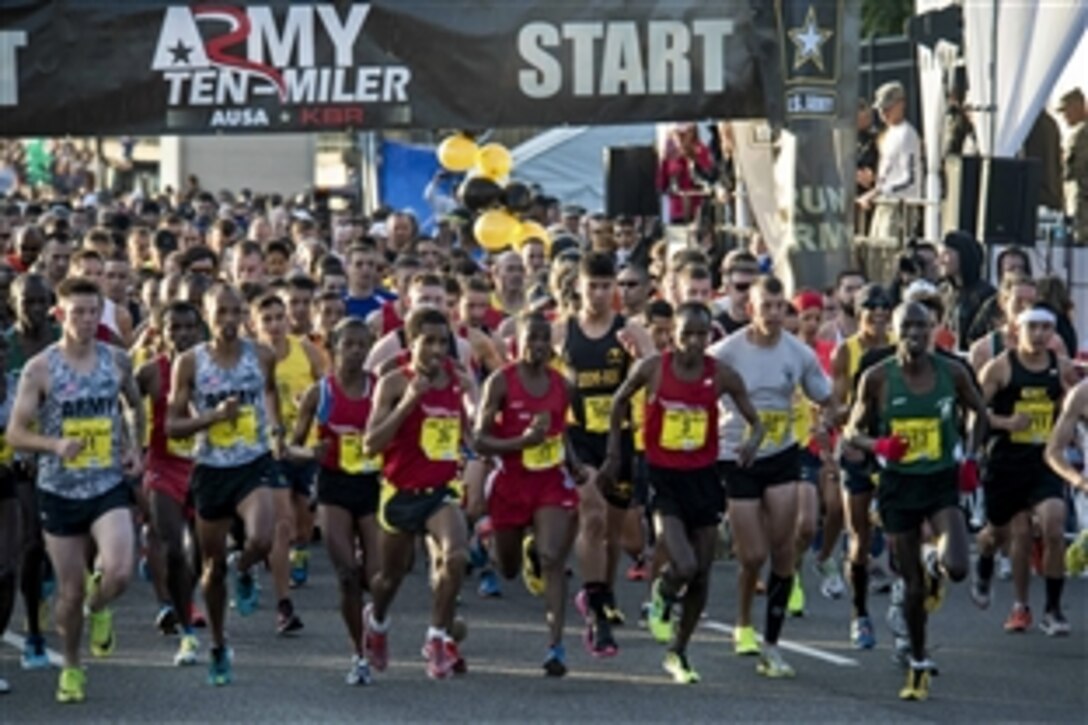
[751,409,790,448]
[1011,400,1054,445]
[660,408,708,451]
[62,418,113,470]
[890,418,941,463]
[208,406,259,448]
[420,417,460,462]
[339,432,382,474]
[166,435,195,459]
[523,435,563,471]
[583,395,612,434]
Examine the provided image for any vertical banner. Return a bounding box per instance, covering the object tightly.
[769,0,861,293]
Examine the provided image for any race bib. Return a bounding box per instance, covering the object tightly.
[523,435,563,471]
[660,408,708,451]
[890,418,941,463]
[583,395,612,434]
[0,434,13,464]
[166,435,195,460]
[208,406,258,449]
[62,417,113,470]
[340,432,382,474]
[751,409,790,448]
[420,417,460,462]
[1011,400,1054,445]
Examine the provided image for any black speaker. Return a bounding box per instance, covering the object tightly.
[943,155,1040,244]
[604,146,659,217]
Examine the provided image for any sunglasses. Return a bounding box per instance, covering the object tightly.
[732,281,752,292]
[861,300,891,310]
[617,280,641,288]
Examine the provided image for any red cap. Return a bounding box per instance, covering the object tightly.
[793,289,823,313]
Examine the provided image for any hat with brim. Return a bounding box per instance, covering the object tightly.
[873,82,905,110]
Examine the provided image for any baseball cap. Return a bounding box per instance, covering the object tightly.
[873,81,905,110]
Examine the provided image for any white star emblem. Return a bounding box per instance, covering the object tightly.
[789,6,833,72]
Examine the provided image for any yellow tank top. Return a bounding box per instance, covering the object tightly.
[842,332,897,406]
[277,335,315,444]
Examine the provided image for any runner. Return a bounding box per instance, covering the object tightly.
[554,251,654,656]
[472,310,580,676]
[845,301,985,701]
[0,335,19,695]
[973,305,1078,634]
[709,275,832,678]
[6,277,145,703]
[291,317,380,685]
[363,307,475,680]
[830,284,894,649]
[136,300,203,666]
[166,283,283,686]
[607,302,762,684]
[1044,380,1088,570]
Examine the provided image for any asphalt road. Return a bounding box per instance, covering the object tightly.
[2,542,1086,723]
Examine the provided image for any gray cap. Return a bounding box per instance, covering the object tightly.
[873,81,906,110]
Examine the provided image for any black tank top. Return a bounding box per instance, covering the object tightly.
[987,350,1062,467]
[562,314,630,435]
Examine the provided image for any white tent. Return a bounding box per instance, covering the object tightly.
[510,124,658,210]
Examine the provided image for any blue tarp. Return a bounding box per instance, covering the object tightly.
[378,139,460,236]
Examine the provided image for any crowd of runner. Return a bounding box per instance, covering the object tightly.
[0,186,1084,705]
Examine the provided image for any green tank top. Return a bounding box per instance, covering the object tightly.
[880,354,959,475]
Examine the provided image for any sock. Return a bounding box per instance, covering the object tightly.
[764,573,792,645]
[976,554,995,581]
[1044,577,1065,614]
[585,582,607,619]
[849,562,869,617]
[426,626,447,641]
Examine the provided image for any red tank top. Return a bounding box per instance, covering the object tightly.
[494,363,568,485]
[644,352,718,469]
[379,300,403,335]
[147,355,195,474]
[382,361,464,490]
[317,374,379,474]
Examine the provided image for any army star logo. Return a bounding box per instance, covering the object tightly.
[789,6,833,72]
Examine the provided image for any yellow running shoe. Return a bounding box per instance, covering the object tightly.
[663,651,700,684]
[88,607,115,658]
[756,646,795,678]
[899,667,930,701]
[174,634,199,666]
[734,625,761,656]
[521,535,544,597]
[787,573,805,617]
[56,666,86,704]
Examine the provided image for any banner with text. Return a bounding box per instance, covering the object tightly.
[0,1,775,135]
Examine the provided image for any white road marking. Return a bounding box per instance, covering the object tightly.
[2,631,63,668]
[701,620,860,667]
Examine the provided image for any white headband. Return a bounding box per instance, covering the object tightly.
[1016,308,1057,327]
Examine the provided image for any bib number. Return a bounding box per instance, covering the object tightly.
[420,418,460,462]
[208,406,258,449]
[583,395,612,434]
[523,435,563,471]
[660,408,708,451]
[1011,400,1054,445]
[339,433,382,475]
[890,418,941,463]
[62,418,113,470]
[751,410,790,448]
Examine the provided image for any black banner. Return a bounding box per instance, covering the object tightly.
[0,1,776,136]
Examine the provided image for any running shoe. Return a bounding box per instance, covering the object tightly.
[21,635,49,670]
[663,651,700,684]
[1004,604,1032,633]
[756,646,795,678]
[230,555,259,616]
[425,636,452,679]
[899,663,931,701]
[444,639,467,675]
[733,625,761,656]
[1039,610,1071,637]
[55,666,85,704]
[289,547,310,588]
[363,604,389,672]
[0,676,8,695]
[815,557,845,599]
[156,604,179,636]
[521,535,544,597]
[970,570,992,610]
[602,590,626,626]
[851,616,876,650]
[586,618,618,658]
[207,646,233,686]
[346,655,372,686]
[477,569,502,598]
[647,579,674,644]
[787,573,805,617]
[626,558,649,582]
[922,548,945,614]
[542,643,567,677]
[174,634,199,666]
[276,600,304,635]
[88,606,115,658]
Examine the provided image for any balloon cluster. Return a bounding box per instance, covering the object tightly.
[436,133,550,253]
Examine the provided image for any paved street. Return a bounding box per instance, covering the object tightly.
[2,546,1085,723]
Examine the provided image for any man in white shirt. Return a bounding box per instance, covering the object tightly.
[859,82,923,243]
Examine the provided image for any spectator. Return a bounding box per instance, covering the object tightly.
[966,246,1034,341]
[657,123,715,224]
[856,98,879,233]
[1023,110,1064,211]
[1057,88,1088,243]
[859,82,922,242]
[1036,275,1078,357]
[938,230,996,350]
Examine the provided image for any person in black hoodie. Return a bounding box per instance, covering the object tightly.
[938,231,996,351]
[966,247,1033,343]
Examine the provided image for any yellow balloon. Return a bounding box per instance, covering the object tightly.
[474,209,520,252]
[517,220,551,250]
[475,143,512,180]
[437,135,478,172]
